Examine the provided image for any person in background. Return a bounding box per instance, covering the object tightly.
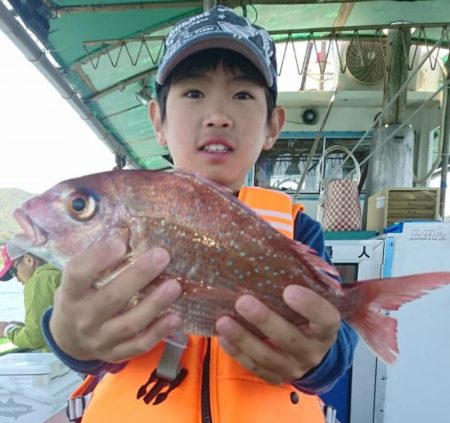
[0,240,61,351]
[42,6,358,422]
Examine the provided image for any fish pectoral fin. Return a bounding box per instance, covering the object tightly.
[94,256,136,288]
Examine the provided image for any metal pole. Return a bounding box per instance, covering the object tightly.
[294,91,336,201]
[299,42,313,91]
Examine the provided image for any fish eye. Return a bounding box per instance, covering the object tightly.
[65,190,97,221]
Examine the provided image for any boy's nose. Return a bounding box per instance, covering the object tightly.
[204,110,233,128]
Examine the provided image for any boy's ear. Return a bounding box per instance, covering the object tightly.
[148,100,167,146]
[263,106,286,150]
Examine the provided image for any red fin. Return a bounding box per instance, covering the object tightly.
[345,272,450,364]
[290,240,342,289]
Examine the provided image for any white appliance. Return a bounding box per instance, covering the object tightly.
[376,221,450,423]
[324,237,385,423]
[324,221,450,423]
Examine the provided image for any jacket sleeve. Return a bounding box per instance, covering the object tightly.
[41,308,123,374]
[290,212,359,395]
[9,269,60,350]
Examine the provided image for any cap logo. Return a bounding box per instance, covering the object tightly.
[161,6,274,74]
[157,5,278,99]
[219,21,274,69]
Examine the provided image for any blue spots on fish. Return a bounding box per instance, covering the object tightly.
[256,280,274,288]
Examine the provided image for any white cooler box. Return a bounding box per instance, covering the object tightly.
[0,352,82,423]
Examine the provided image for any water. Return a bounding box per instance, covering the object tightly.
[0,279,25,322]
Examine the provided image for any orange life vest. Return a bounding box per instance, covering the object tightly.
[69,187,325,423]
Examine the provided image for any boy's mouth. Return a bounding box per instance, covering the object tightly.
[201,143,232,153]
[200,139,234,153]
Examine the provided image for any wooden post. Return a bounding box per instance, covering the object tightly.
[203,0,216,11]
[364,28,413,226]
[382,28,411,125]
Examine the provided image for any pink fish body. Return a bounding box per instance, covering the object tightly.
[12,169,450,364]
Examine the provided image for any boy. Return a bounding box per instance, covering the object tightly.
[42,6,357,422]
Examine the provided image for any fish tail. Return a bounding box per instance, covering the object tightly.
[345,272,450,364]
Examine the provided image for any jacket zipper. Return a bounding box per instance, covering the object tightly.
[201,338,212,423]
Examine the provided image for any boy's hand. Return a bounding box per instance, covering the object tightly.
[215,285,340,385]
[0,321,24,335]
[49,238,182,363]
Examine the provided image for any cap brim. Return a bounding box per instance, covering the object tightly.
[157,34,274,88]
[0,242,26,281]
[0,247,13,280]
[0,267,14,281]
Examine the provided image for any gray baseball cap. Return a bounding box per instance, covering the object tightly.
[157,6,278,100]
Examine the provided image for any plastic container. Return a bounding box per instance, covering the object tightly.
[0,353,82,422]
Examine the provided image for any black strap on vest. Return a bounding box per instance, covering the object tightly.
[136,331,188,405]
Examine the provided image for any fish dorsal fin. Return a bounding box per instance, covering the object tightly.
[171,169,233,193]
[290,240,342,290]
[171,169,274,223]
[172,169,342,290]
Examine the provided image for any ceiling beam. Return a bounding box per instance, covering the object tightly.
[333,2,354,28]
[52,0,396,16]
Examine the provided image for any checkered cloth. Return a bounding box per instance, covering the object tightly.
[322,179,362,231]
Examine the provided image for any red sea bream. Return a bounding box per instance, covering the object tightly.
[11,169,450,364]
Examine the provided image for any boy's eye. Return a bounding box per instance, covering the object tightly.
[185,89,203,99]
[234,91,253,100]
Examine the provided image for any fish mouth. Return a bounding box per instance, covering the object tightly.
[13,208,48,246]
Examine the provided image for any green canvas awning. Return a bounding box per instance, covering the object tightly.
[2,0,449,169]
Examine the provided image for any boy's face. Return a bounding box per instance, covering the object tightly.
[149,64,285,192]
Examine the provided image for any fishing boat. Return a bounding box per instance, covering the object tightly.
[1,1,450,422]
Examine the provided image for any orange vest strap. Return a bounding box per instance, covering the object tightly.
[67,374,98,422]
[238,186,304,239]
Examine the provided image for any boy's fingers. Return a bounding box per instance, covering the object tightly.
[283,286,340,337]
[231,295,311,352]
[100,279,182,344]
[61,237,128,299]
[218,293,337,373]
[217,330,292,385]
[90,247,172,320]
[104,314,183,362]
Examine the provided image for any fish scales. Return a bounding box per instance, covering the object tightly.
[101,171,324,327]
[11,169,450,364]
[132,171,328,334]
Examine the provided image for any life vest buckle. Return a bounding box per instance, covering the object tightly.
[135,331,189,405]
[137,367,188,405]
[66,393,93,422]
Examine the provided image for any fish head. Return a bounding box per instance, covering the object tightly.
[12,171,130,268]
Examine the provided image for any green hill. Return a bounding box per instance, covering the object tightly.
[0,188,35,244]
